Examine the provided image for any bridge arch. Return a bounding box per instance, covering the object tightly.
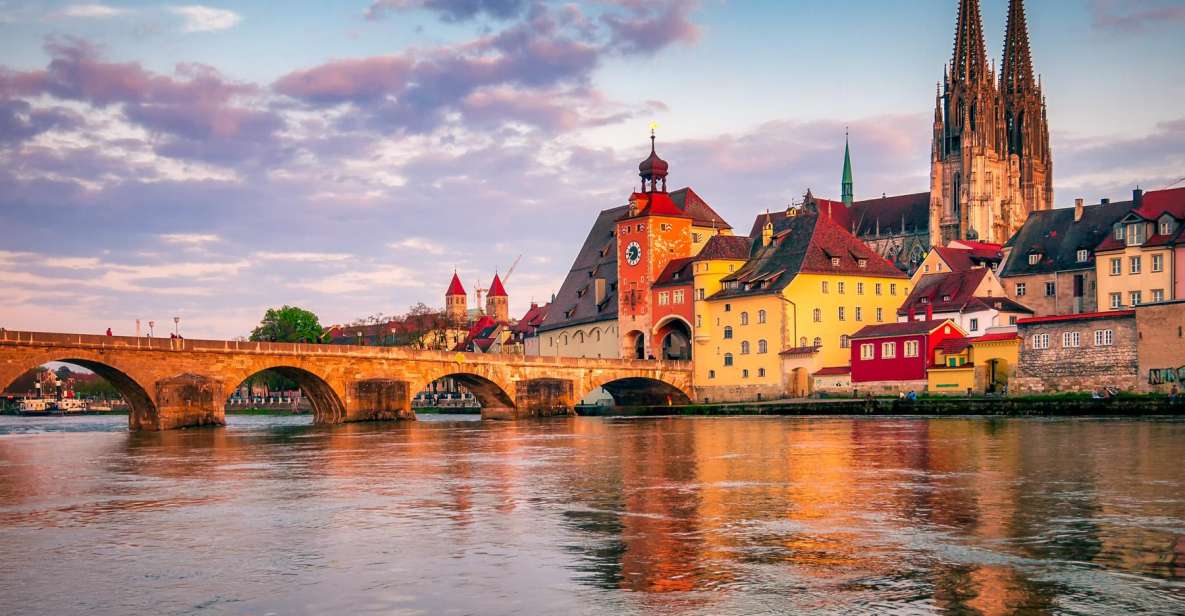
[411,371,517,419]
[224,365,346,424]
[581,375,692,408]
[0,354,157,430]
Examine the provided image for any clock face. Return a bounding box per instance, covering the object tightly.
[625,241,642,266]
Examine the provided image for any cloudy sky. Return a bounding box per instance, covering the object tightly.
[1,0,1183,339]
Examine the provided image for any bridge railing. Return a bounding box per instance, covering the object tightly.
[0,329,692,371]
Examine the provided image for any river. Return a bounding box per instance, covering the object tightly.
[1,415,1182,615]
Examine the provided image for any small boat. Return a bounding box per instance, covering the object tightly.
[18,398,54,416]
[56,398,88,413]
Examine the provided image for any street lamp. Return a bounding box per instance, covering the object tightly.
[173,316,180,337]
[148,321,155,338]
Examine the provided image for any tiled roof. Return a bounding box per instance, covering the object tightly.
[446,272,466,296]
[964,296,1033,314]
[897,269,989,315]
[510,302,549,335]
[847,192,931,237]
[936,337,973,353]
[1000,199,1135,276]
[715,211,905,300]
[1017,310,1134,325]
[779,345,820,356]
[812,366,851,376]
[670,187,732,229]
[487,273,508,297]
[951,240,1005,259]
[696,234,750,260]
[1132,186,1185,220]
[629,190,684,217]
[653,257,695,288]
[851,318,956,339]
[972,332,1020,343]
[537,206,623,333]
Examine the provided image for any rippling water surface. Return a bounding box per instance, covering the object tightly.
[1,415,1183,615]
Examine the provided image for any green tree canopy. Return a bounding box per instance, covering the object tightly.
[249,305,324,343]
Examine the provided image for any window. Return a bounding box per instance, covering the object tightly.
[758,339,768,354]
[838,306,846,321]
[1094,329,1114,346]
[813,336,822,348]
[855,307,863,322]
[692,232,702,243]
[813,308,822,322]
[724,303,732,312]
[708,369,716,379]
[799,337,807,347]
[1127,223,1146,245]
[723,326,733,339]
[658,292,669,306]
[881,341,896,359]
[696,288,705,300]
[1109,292,1122,309]
[831,257,841,267]
[636,223,643,232]
[1114,224,1123,240]
[890,284,897,296]
[1110,258,1121,276]
[1160,219,1173,236]
[858,259,867,269]
[1016,283,1027,296]
[969,318,979,332]
[1152,254,1164,272]
[758,368,766,378]
[1044,281,1056,297]
[1028,253,1041,265]
[840,335,850,349]
[695,314,703,327]
[1076,249,1089,263]
[857,282,864,295]
[740,341,750,354]
[723,353,733,366]
[860,343,874,360]
[1152,289,1165,303]
[837,282,845,294]
[757,309,767,324]
[1062,331,1080,348]
[740,311,749,325]
[1130,291,1142,306]
[1031,334,1049,349]
[821,281,829,293]
[673,290,685,304]
[904,340,919,357]
[875,283,883,296]
[1130,256,1141,274]
[1009,315,1018,325]
[921,297,929,304]
[660,223,671,231]
[742,369,750,378]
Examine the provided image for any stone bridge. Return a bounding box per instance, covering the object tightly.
[0,330,693,431]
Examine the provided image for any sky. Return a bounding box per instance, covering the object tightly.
[1,0,1183,339]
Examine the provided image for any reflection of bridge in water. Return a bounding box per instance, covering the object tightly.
[0,330,692,431]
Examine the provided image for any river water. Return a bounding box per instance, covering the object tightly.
[0,415,1182,615]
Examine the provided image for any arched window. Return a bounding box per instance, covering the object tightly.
[813,336,822,348]
[741,341,750,355]
[758,339,768,354]
[757,309,767,324]
[813,308,822,322]
[562,334,569,345]
[799,336,807,347]
[724,353,734,366]
[574,331,584,343]
[740,311,749,325]
[723,326,733,339]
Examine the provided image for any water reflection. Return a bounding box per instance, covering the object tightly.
[0,416,1183,615]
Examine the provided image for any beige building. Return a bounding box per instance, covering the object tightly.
[1094,188,1183,310]
[1136,301,1185,393]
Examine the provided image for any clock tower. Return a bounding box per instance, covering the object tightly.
[616,131,693,359]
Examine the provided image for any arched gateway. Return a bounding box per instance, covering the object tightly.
[0,330,692,431]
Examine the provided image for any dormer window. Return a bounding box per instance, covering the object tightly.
[1126,223,1146,246]
[942,295,951,302]
[831,257,841,267]
[1028,253,1041,265]
[858,259,867,268]
[1113,224,1123,240]
[1160,216,1175,237]
[920,297,928,304]
[1076,249,1089,263]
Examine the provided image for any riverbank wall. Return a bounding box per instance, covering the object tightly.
[577,396,1185,418]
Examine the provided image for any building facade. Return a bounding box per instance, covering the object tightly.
[850,319,967,394]
[1094,187,1184,310]
[1136,300,1185,393]
[897,267,1032,336]
[1013,311,1138,393]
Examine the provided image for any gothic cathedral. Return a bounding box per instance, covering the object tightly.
[929,0,1052,246]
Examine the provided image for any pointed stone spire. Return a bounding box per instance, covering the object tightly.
[1001,0,1035,97]
[841,127,854,208]
[951,0,987,84]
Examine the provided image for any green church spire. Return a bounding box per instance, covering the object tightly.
[841,128,854,207]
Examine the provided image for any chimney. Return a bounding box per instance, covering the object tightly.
[925,303,934,321]
[1133,188,1144,207]
[1101,198,1110,205]
[907,306,916,322]
[1074,198,1084,222]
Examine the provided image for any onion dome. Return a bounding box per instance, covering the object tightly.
[638,130,668,193]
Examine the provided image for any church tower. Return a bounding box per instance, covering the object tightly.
[841,130,854,208]
[485,273,509,322]
[930,0,1051,247]
[1001,0,1052,220]
[445,272,467,323]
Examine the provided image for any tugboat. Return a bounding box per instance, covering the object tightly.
[55,397,89,414]
[18,397,54,416]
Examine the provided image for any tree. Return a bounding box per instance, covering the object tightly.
[249,305,324,343]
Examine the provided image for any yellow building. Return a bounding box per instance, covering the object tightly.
[694,210,910,402]
[1094,190,1182,310]
[927,332,1020,395]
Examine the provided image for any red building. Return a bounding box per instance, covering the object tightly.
[849,318,967,393]
[650,257,694,360]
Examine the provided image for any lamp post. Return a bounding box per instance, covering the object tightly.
[173,316,180,337]
[148,321,155,338]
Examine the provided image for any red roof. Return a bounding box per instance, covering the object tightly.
[897,268,989,315]
[937,337,973,353]
[812,366,851,376]
[653,257,695,288]
[510,302,549,334]
[779,345,820,356]
[696,234,750,260]
[487,273,508,297]
[446,272,466,296]
[1134,186,1185,220]
[851,318,960,339]
[1017,310,1134,325]
[630,191,685,218]
[973,332,1020,343]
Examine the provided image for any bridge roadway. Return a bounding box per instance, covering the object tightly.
[0,330,693,431]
